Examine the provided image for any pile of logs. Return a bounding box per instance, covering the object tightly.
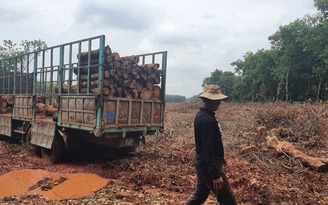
[0,95,57,116]
[56,45,162,100]
[0,96,13,114]
[34,96,57,117]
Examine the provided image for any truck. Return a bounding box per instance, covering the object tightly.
[0,35,167,162]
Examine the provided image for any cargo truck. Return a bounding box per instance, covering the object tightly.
[0,35,167,162]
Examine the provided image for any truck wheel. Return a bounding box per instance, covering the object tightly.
[26,129,41,156]
[41,135,65,163]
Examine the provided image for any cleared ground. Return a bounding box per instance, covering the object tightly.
[0,102,327,204]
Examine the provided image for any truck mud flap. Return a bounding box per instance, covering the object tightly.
[31,122,56,149]
[0,115,12,137]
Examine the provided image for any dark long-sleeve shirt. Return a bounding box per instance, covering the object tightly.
[194,108,225,180]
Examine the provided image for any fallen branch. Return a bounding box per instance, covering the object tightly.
[263,127,328,172]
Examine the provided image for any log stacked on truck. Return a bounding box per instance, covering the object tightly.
[0,95,13,114]
[0,95,48,115]
[67,46,163,100]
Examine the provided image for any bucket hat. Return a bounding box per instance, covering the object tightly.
[199,84,228,100]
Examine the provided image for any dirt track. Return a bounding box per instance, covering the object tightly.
[0,102,327,205]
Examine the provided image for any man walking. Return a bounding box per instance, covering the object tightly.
[185,85,237,205]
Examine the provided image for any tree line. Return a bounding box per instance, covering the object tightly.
[203,0,328,103]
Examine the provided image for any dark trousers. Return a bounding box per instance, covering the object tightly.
[185,166,237,205]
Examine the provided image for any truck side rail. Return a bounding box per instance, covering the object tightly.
[0,35,167,138]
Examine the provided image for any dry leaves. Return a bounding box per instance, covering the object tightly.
[0,102,327,204]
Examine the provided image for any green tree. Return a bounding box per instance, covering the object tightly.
[165,94,186,103]
[186,95,202,103]
[300,14,328,101]
[0,39,47,59]
[231,49,277,102]
[201,1,328,103]
[231,75,251,102]
[202,69,235,100]
[269,19,311,102]
[314,0,328,18]
[0,39,47,72]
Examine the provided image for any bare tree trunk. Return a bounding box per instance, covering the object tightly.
[276,77,283,102]
[305,79,311,101]
[316,76,323,103]
[285,68,289,102]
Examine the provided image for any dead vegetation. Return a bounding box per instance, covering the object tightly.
[0,102,328,204]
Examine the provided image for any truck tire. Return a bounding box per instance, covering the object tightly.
[41,135,65,163]
[26,129,41,156]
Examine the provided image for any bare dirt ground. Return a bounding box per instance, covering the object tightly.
[0,102,328,205]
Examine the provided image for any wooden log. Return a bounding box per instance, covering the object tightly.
[80,80,99,88]
[116,68,124,77]
[112,52,120,61]
[116,87,123,97]
[1,101,7,108]
[36,103,47,114]
[153,75,161,84]
[122,60,133,69]
[55,82,71,93]
[73,65,100,75]
[129,79,137,89]
[120,55,140,64]
[79,58,100,66]
[104,79,111,87]
[123,72,130,80]
[125,92,133,99]
[77,45,112,61]
[79,59,111,68]
[132,68,141,79]
[90,87,101,94]
[266,134,328,172]
[109,68,116,77]
[141,63,160,71]
[36,96,45,104]
[146,79,154,90]
[78,49,100,61]
[140,88,152,100]
[80,87,101,94]
[131,68,139,76]
[62,82,69,93]
[71,85,78,93]
[44,105,58,116]
[80,73,99,81]
[0,108,6,114]
[0,98,3,108]
[80,88,88,93]
[1,107,12,114]
[103,88,110,96]
[136,81,144,93]
[2,95,13,106]
[106,54,114,63]
[122,79,131,87]
[140,72,148,81]
[153,85,161,99]
[105,45,112,56]
[104,70,111,78]
[132,88,139,98]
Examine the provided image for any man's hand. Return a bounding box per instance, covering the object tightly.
[213,177,224,191]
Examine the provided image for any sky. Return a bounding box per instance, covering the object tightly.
[0,0,318,97]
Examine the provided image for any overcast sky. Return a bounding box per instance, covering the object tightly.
[0,0,318,97]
